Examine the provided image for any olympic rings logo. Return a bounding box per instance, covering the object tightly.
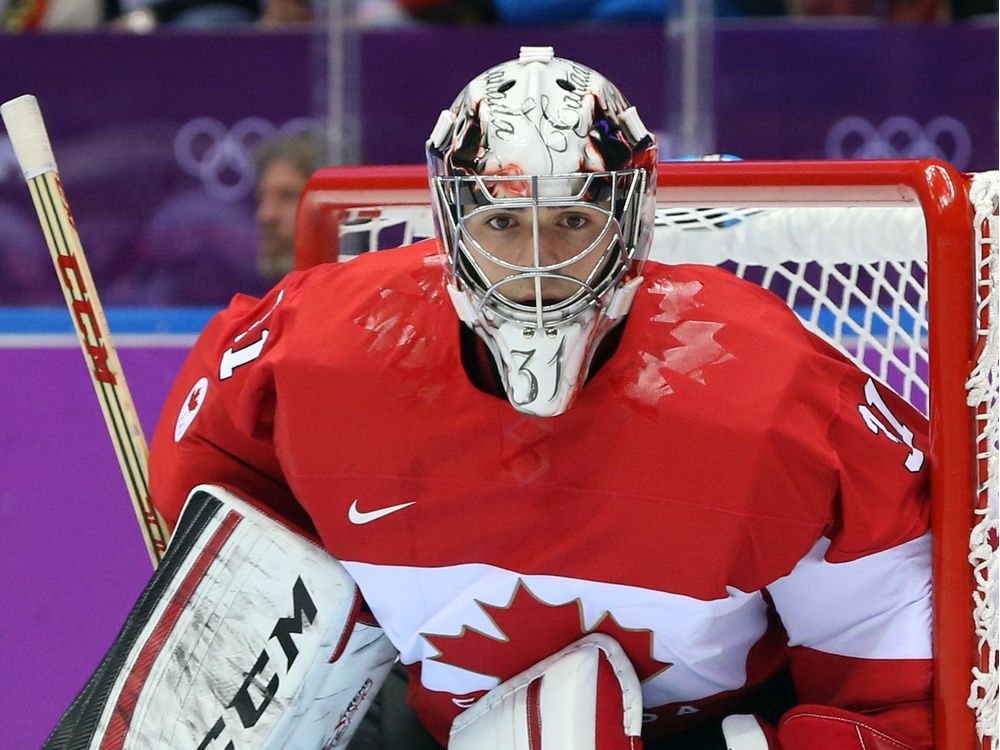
[174,116,320,202]
[825,115,972,169]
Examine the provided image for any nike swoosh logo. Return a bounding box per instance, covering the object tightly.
[348,499,415,525]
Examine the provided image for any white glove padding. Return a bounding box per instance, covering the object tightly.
[448,633,643,750]
[43,485,398,750]
[721,714,779,749]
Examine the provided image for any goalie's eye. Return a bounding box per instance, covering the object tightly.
[486,214,519,231]
[559,213,591,230]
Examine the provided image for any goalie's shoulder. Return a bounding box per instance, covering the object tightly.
[639,259,816,339]
[290,239,451,340]
[286,240,443,322]
[202,239,442,347]
[634,259,855,385]
[643,261,797,321]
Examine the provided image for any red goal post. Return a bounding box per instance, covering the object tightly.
[295,159,998,750]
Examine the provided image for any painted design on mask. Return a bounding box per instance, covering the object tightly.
[448,61,636,188]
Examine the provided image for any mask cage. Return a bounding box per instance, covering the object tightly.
[431,169,647,328]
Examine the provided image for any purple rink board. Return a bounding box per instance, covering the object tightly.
[2,311,921,748]
[2,342,190,750]
[0,22,997,308]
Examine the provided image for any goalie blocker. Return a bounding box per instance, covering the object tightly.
[43,486,398,750]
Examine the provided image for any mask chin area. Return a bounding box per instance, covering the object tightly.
[436,169,649,416]
[484,312,601,417]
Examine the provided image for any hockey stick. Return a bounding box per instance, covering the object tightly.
[1,95,169,568]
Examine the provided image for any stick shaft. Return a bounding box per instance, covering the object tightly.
[3,96,169,567]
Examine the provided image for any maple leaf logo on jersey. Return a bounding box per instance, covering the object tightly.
[422,579,671,685]
[174,377,208,442]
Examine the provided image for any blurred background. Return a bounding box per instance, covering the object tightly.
[0,2,997,748]
[0,0,997,308]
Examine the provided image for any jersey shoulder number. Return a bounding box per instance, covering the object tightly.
[856,377,924,473]
[219,289,285,380]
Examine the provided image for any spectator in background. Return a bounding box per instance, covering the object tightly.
[949,0,998,16]
[259,0,312,25]
[111,0,323,31]
[2,0,993,28]
[494,0,787,22]
[394,0,784,23]
[253,132,322,282]
[790,0,995,17]
[391,0,993,23]
[398,0,497,22]
[786,0,943,19]
[1,0,106,29]
[111,0,260,30]
[0,0,262,30]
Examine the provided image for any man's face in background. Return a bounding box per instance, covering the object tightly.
[256,158,309,280]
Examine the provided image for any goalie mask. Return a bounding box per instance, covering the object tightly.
[427,46,657,417]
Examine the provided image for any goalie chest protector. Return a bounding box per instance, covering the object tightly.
[176,241,930,742]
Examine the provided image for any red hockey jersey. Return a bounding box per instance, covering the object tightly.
[150,240,933,746]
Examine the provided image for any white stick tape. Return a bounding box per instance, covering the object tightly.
[1,94,58,180]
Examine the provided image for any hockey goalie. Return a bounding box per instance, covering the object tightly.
[44,47,934,749]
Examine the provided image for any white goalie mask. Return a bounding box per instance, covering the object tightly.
[427,46,657,417]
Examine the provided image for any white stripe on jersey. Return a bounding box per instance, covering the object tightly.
[765,533,932,659]
[341,560,770,706]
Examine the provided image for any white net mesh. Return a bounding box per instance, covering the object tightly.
[967,171,999,748]
[331,170,1000,750]
[340,206,433,256]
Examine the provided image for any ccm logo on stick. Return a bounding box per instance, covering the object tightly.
[56,254,117,385]
[198,576,318,748]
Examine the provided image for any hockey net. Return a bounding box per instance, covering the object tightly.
[295,160,998,750]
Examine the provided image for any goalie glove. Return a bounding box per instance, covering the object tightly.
[43,485,398,750]
[448,633,644,750]
[717,705,926,750]
[778,705,926,750]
